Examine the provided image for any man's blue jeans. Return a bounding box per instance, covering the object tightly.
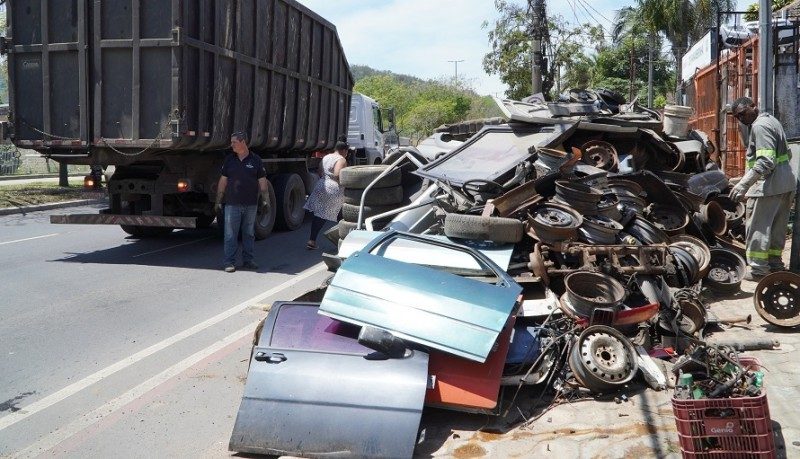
[223,204,257,266]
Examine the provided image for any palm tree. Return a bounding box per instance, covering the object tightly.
[637,0,734,97]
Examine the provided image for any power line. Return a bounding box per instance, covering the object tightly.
[565,0,583,30]
[575,0,613,24]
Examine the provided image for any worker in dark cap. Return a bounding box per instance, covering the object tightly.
[728,97,796,280]
[303,140,348,249]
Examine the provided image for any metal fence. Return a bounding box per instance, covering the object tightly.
[0,149,21,175]
[688,36,759,178]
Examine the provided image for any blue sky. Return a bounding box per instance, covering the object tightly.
[298,0,632,96]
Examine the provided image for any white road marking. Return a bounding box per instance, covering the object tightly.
[0,233,59,246]
[131,236,214,258]
[0,262,327,432]
[12,323,255,459]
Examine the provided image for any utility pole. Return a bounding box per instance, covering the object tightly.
[628,38,636,103]
[529,0,547,95]
[447,59,464,83]
[758,0,773,113]
[647,34,654,108]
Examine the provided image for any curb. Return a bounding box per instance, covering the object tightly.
[0,174,85,182]
[0,199,106,216]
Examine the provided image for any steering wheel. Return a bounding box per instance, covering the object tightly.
[461,179,505,202]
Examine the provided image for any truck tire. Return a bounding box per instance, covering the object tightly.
[443,213,524,243]
[340,165,401,189]
[273,173,306,231]
[120,225,174,238]
[254,181,277,240]
[341,203,398,222]
[343,185,403,206]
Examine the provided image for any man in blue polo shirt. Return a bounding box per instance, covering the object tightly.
[215,131,269,272]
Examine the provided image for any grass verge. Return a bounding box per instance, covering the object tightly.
[0,184,99,208]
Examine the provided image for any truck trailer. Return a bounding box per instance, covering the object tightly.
[3,0,353,239]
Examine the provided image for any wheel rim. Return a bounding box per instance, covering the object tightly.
[754,271,800,327]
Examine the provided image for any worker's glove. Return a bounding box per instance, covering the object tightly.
[258,192,270,213]
[729,169,762,203]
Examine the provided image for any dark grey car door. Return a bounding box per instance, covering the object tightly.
[229,302,429,458]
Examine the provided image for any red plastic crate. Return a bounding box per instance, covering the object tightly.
[672,357,776,458]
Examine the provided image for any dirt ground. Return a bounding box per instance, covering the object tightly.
[414,255,800,459]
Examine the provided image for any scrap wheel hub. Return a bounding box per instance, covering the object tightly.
[646,206,686,232]
[581,332,630,380]
[584,145,616,170]
[569,326,638,392]
[755,271,800,327]
[708,264,734,283]
[535,208,576,228]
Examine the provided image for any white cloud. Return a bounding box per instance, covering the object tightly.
[299,0,507,96]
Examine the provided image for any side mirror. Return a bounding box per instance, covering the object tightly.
[358,326,408,358]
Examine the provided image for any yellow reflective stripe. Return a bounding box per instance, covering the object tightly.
[769,249,784,256]
[746,153,789,167]
[746,250,770,260]
[755,148,776,159]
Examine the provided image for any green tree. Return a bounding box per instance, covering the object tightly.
[637,0,734,96]
[354,74,415,120]
[353,69,502,139]
[482,0,599,99]
[744,0,793,22]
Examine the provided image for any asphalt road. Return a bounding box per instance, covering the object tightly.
[0,204,334,457]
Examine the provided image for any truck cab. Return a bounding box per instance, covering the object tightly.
[347,93,399,165]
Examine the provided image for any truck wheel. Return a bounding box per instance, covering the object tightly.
[273,173,306,231]
[254,181,277,240]
[120,225,174,238]
[343,185,403,206]
[443,213,523,243]
[340,165,401,189]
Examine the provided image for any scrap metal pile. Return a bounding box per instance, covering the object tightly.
[228,91,770,458]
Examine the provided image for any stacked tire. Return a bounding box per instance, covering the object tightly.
[338,165,405,240]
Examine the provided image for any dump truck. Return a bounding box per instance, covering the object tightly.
[2,0,353,239]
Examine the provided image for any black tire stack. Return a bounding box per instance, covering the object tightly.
[338,165,404,240]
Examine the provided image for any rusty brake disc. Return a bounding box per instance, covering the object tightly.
[754,271,800,327]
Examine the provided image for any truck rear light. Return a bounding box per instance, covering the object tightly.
[83,175,95,189]
[177,179,190,193]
